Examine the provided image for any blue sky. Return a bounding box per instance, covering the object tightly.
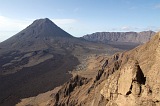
[0,0,160,42]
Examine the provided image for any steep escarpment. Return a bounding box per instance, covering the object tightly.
[83,31,155,44]
[100,32,160,106]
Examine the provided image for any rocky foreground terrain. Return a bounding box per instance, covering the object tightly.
[17,32,160,106]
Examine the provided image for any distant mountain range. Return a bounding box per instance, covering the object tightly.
[83,31,155,43]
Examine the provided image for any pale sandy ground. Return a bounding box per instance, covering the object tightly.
[16,87,61,106]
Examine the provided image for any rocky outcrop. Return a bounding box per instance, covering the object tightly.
[100,59,154,106]
[51,75,89,106]
[100,32,160,106]
[83,31,155,44]
[118,60,145,96]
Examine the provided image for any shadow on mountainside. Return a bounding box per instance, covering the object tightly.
[0,52,79,106]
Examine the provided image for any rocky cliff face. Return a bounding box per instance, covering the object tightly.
[83,31,155,44]
[99,32,160,106]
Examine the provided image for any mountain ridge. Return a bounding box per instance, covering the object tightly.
[83,31,156,44]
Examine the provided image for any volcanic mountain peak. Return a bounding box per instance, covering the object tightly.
[2,18,73,42]
[0,18,74,51]
[33,18,52,24]
[23,18,73,38]
[30,18,58,29]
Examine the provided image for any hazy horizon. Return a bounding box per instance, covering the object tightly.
[0,0,160,42]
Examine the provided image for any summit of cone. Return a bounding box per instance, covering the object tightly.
[23,18,73,38]
[0,18,74,52]
[14,18,72,39]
